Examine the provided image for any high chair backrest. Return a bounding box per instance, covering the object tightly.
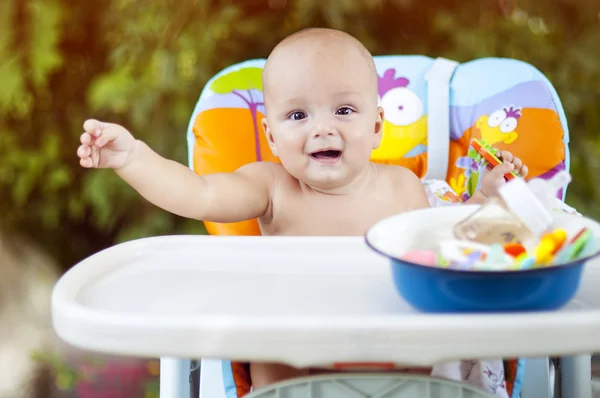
[187,56,570,237]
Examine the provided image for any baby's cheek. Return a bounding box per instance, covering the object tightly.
[274,134,303,153]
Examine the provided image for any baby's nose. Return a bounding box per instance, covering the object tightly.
[312,124,337,138]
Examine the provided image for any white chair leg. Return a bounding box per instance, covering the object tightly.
[560,354,592,398]
[521,357,552,398]
[160,357,191,398]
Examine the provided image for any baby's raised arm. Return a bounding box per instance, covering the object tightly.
[77,120,273,222]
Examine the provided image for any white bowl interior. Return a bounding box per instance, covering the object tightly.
[366,205,600,262]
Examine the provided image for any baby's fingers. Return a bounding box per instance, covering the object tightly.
[499,150,528,177]
[83,119,105,135]
[80,132,94,146]
[83,119,113,147]
[92,126,121,148]
[80,126,115,148]
[493,162,515,177]
[80,157,94,168]
[509,156,523,171]
[498,150,514,164]
[77,145,96,168]
[77,144,91,158]
[518,164,529,177]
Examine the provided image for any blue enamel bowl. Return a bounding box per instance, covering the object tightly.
[365,205,600,313]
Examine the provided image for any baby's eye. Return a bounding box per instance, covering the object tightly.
[288,111,307,121]
[336,107,354,116]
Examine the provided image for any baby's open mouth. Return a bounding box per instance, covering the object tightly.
[310,150,342,163]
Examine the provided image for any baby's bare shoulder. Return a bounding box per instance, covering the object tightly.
[374,163,421,186]
[373,163,429,207]
[236,161,287,181]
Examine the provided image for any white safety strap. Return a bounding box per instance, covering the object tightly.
[423,57,459,181]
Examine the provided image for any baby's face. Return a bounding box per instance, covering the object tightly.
[262,37,383,192]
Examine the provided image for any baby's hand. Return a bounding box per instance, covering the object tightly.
[480,150,528,197]
[77,119,137,169]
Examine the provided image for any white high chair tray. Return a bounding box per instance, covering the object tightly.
[52,235,600,368]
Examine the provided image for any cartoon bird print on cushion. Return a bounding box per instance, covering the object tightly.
[444,64,567,203]
[371,69,428,161]
[476,106,521,145]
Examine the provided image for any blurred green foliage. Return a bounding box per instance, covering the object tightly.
[1,0,599,269]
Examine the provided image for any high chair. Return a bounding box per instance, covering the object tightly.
[163,55,588,398]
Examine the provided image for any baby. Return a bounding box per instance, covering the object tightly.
[77,28,528,394]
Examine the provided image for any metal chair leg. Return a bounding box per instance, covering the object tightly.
[190,360,201,398]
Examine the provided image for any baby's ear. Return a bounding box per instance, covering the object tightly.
[372,106,384,149]
[262,117,278,156]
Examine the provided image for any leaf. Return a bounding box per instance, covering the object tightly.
[47,167,72,190]
[42,132,61,161]
[56,370,76,390]
[27,0,64,87]
[0,1,14,57]
[82,172,120,230]
[467,171,480,196]
[41,205,60,228]
[67,195,85,219]
[0,57,26,113]
[11,153,44,207]
[209,67,263,94]
[88,66,137,111]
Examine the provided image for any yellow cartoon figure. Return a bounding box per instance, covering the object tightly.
[449,173,467,198]
[475,106,521,145]
[371,69,428,160]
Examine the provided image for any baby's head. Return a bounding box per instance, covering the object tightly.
[261,28,383,193]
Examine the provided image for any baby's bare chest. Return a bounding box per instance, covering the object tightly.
[260,191,410,236]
